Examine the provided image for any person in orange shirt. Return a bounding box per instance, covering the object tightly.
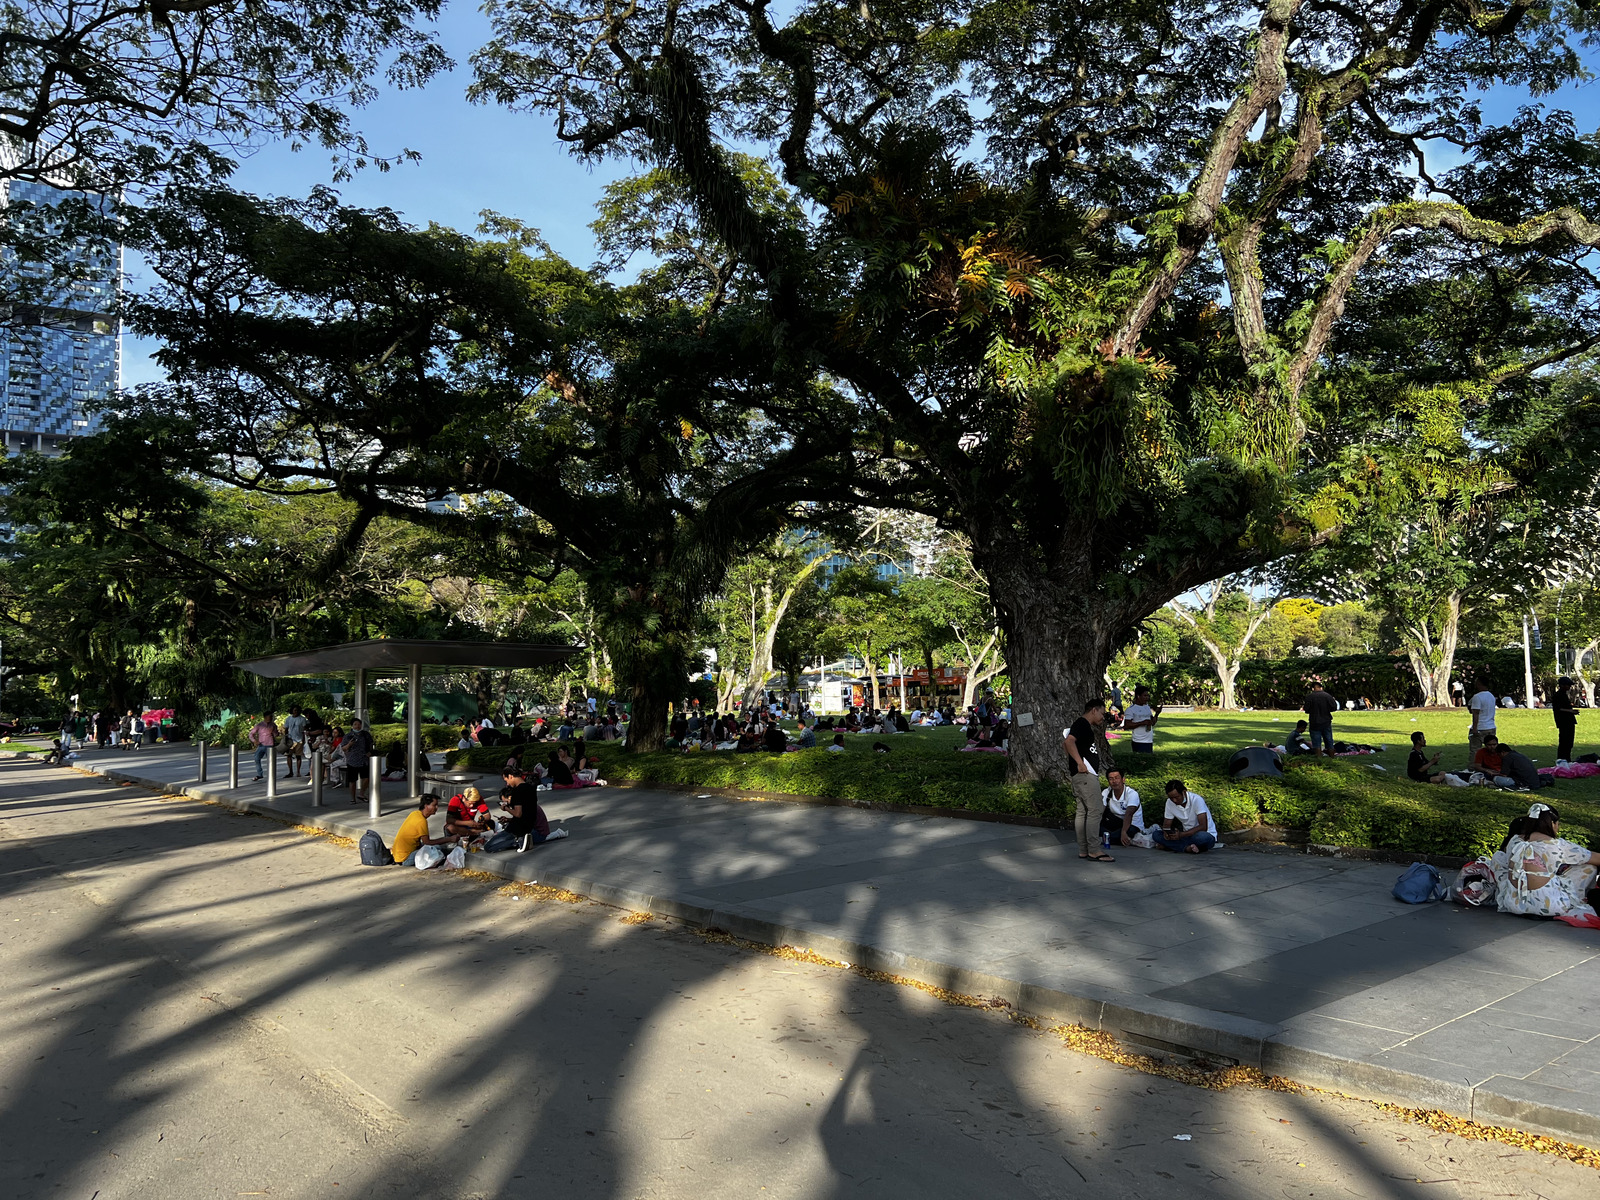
[1473,734,1505,776]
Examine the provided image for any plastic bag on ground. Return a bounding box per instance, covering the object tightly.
[443,845,467,870]
[414,844,445,870]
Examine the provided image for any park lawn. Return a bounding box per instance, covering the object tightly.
[449,708,1600,859]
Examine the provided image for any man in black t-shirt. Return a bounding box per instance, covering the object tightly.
[485,767,569,852]
[1303,680,1339,757]
[1406,732,1447,784]
[1063,697,1111,861]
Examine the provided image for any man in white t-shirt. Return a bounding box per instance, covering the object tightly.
[1468,680,1497,753]
[1099,768,1147,847]
[1152,780,1216,853]
[1122,686,1161,753]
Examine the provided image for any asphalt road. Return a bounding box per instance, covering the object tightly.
[1,760,1594,1199]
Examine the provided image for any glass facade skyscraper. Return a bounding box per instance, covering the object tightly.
[1,178,120,456]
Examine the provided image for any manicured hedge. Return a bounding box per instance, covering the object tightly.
[447,730,1597,859]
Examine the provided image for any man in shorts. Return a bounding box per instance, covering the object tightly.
[282,704,308,778]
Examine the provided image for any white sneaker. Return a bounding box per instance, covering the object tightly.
[546,827,570,841]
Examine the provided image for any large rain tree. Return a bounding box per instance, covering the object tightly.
[123,188,850,749]
[470,0,1600,780]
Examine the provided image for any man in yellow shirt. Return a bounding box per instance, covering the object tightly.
[392,795,453,865]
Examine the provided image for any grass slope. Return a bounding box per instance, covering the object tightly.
[450,708,1600,858]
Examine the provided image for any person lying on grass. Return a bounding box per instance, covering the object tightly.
[1152,780,1216,853]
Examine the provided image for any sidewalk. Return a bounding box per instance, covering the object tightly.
[68,742,1600,1146]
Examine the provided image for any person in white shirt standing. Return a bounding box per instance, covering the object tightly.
[1468,679,1497,754]
[1152,779,1216,853]
[1122,686,1161,754]
[1100,768,1149,848]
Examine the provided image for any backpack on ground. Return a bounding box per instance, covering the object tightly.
[359,829,394,866]
[1393,861,1446,904]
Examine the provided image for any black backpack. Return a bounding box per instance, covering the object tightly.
[359,829,394,866]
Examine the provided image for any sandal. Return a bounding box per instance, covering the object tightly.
[1079,851,1116,862]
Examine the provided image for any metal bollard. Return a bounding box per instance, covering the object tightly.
[309,750,323,807]
[266,746,278,799]
[198,739,208,784]
[229,743,239,789]
[368,756,382,820]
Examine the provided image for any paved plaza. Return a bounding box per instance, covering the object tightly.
[62,742,1600,1147]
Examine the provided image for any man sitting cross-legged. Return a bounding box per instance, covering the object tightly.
[1151,779,1216,853]
[1407,732,1450,784]
[485,767,569,853]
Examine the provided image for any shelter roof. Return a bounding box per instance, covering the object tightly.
[232,638,579,679]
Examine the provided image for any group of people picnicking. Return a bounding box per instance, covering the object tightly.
[457,696,630,750]
[1404,676,1592,790]
[390,762,573,866]
[56,708,157,751]
[1475,802,1600,927]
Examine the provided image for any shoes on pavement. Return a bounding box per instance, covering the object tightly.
[546,827,570,841]
[251,776,263,781]
[518,832,532,853]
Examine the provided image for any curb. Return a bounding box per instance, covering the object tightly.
[75,758,1600,1148]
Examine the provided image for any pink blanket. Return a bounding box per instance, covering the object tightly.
[1539,762,1600,779]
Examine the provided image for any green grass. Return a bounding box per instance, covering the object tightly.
[448,708,1600,858]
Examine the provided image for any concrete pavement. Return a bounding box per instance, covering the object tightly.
[62,741,1600,1148]
[5,759,1599,1199]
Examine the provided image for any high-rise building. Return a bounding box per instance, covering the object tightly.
[1,176,120,457]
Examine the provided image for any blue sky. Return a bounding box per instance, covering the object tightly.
[119,9,1600,385]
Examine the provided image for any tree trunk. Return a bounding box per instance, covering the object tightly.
[1402,593,1461,706]
[1216,659,1240,711]
[1576,638,1598,707]
[979,556,1114,784]
[628,674,670,751]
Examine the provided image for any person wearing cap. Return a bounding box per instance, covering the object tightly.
[1496,803,1600,924]
[444,787,493,840]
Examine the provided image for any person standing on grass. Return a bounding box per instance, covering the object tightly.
[1302,679,1338,757]
[1552,677,1579,762]
[1065,697,1112,862]
[1122,685,1161,754]
[1152,779,1216,853]
[1468,678,1497,754]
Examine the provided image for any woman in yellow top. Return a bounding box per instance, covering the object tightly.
[1495,803,1600,927]
[392,795,456,866]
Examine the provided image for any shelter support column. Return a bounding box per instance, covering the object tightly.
[407,663,422,799]
[354,668,368,725]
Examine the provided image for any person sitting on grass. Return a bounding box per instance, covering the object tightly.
[1152,779,1216,853]
[485,770,569,853]
[392,795,460,866]
[1496,744,1547,791]
[1407,732,1449,784]
[763,719,788,753]
[795,721,817,749]
[826,733,847,753]
[1473,734,1505,777]
[1286,720,1313,755]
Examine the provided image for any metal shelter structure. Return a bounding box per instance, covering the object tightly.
[232,639,579,814]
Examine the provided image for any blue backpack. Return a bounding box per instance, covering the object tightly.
[1393,861,1445,904]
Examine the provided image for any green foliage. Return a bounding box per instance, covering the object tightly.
[441,713,1600,858]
